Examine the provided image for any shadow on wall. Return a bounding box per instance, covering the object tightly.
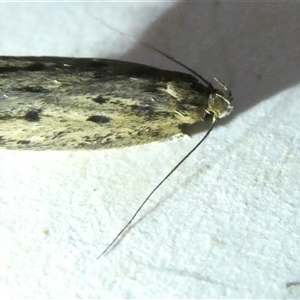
[118,2,300,124]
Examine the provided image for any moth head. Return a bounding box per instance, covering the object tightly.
[206,78,233,121]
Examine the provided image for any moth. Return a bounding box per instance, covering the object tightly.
[0,55,233,257]
[0,56,232,150]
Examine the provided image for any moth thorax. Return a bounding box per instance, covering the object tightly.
[206,92,233,120]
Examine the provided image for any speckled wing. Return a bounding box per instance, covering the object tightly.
[0,56,212,150]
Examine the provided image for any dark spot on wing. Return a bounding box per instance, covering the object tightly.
[92,96,108,104]
[87,115,111,124]
[17,140,31,145]
[24,109,41,122]
[17,86,48,93]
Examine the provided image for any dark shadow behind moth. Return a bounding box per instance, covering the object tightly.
[0,56,233,257]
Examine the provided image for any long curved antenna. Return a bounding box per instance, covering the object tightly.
[97,120,217,259]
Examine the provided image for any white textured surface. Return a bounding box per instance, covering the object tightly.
[0,2,300,298]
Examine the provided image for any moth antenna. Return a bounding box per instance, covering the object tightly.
[97,119,217,259]
[97,20,213,88]
[95,19,226,259]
